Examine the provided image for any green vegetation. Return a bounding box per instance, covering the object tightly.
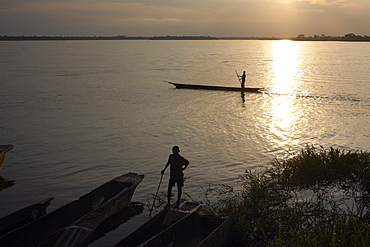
[201,146,370,246]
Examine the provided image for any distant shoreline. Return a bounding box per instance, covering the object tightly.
[1,35,370,42]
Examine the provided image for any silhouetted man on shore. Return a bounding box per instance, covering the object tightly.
[161,146,189,208]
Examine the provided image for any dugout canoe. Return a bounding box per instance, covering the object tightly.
[39,202,144,247]
[0,197,54,237]
[167,81,265,93]
[90,202,144,244]
[0,172,144,247]
[0,145,14,170]
[114,200,202,247]
[0,175,15,192]
[143,212,232,247]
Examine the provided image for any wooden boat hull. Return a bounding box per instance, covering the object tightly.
[0,145,14,170]
[114,200,202,247]
[0,197,54,237]
[40,202,144,247]
[44,174,144,247]
[0,175,15,192]
[0,172,144,247]
[143,212,231,247]
[167,82,264,92]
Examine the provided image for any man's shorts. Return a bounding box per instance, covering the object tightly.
[169,178,184,187]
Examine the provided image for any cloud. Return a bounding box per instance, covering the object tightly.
[0,1,221,35]
[0,0,369,36]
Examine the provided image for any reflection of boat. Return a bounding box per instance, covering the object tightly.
[0,145,14,170]
[167,81,265,93]
[142,212,231,247]
[0,172,144,247]
[0,197,54,237]
[114,200,202,247]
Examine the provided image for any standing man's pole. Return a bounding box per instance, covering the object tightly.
[235,70,241,83]
[149,173,163,216]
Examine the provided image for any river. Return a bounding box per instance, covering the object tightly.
[1,40,369,245]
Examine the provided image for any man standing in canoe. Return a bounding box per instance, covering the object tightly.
[238,71,247,89]
[161,146,189,208]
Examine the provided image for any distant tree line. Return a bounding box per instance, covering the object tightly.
[0,35,218,41]
[293,33,370,41]
[149,36,218,40]
[0,35,148,41]
[1,34,369,41]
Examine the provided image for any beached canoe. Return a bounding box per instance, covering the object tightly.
[0,197,54,237]
[143,212,232,247]
[0,145,14,170]
[40,181,144,247]
[0,145,14,154]
[167,81,265,92]
[0,175,15,192]
[114,200,202,247]
[90,202,144,243]
[0,172,144,247]
[39,202,144,247]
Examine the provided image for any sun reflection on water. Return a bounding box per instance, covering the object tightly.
[267,40,302,148]
[270,40,301,94]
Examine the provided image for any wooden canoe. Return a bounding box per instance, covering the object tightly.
[39,202,144,247]
[0,175,15,192]
[90,202,144,243]
[167,81,264,93]
[0,197,54,237]
[114,200,202,247]
[143,212,232,247]
[0,145,14,170]
[0,172,144,247]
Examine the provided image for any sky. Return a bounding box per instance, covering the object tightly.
[1,0,369,37]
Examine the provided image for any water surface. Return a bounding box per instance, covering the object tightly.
[0,40,369,245]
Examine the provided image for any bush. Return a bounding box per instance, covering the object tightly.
[202,146,370,246]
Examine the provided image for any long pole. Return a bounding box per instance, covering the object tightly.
[235,70,241,83]
[149,173,163,216]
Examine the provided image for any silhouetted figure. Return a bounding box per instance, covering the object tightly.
[161,146,189,208]
[238,71,246,89]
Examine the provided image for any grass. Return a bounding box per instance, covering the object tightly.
[200,145,370,246]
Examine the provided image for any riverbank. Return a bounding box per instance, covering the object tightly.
[202,146,370,246]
